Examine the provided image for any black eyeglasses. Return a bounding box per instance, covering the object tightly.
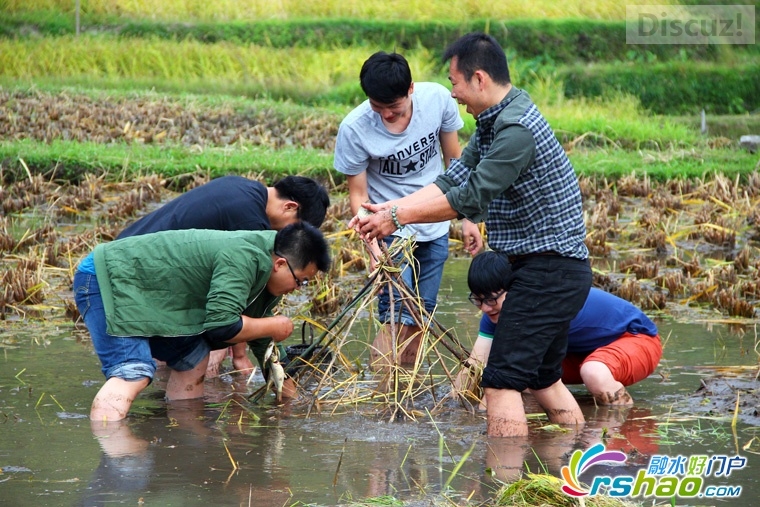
[275,250,309,287]
[467,290,506,307]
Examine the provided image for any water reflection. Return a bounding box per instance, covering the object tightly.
[0,258,758,506]
[82,420,154,507]
[80,398,298,507]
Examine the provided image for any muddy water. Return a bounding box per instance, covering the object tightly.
[1,257,758,507]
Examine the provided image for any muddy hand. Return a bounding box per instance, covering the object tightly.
[355,206,396,241]
[348,202,383,230]
[461,220,484,256]
[268,316,294,341]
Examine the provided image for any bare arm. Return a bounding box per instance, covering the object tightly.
[346,173,383,264]
[468,337,493,366]
[227,315,294,343]
[439,130,462,168]
[364,182,447,212]
[346,173,370,216]
[351,131,462,239]
[452,336,493,400]
[354,192,458,241]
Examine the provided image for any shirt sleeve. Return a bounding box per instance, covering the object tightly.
[204,248,263,330]
[204,318,244,344]
[334,120,369,176]
[478,314,496,339]
[436,122,537,223]
[440,87,464,133]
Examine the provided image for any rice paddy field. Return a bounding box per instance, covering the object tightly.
[1,1,759,506]
[0,0,677,21]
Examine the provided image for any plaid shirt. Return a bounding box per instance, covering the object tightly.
[439,88,587,259]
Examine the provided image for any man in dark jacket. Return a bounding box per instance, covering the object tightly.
[117,175,330,377]
[74,222,330,421]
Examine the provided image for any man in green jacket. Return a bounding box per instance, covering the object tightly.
[73,222,331,421]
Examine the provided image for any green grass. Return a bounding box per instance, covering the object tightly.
[2,138,756,185]
[0,35,435,87]
[1,0,656,21]
[561,60,760,115]
[2,78,755,185]
[0,139,333,183]
[0,35,441,105]
[538,91,699,149]
[1,77,708,151]
[570,147,759,180]
[671,113,760,139]
[0,77,352,117]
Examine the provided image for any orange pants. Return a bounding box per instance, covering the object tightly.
[562,332,662,386]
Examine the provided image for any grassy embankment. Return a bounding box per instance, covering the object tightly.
[0,0,673,21]
[1,1,759,184]
[0,0,760,185]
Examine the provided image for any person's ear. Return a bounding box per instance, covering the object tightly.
[473,70,487,91]
[281,201,301,220]
[283,201,299,215]
[273,256,287,272]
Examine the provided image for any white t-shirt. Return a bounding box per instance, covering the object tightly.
[334,82,464,241]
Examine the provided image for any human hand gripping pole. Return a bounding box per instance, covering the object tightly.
[348,202,400,241]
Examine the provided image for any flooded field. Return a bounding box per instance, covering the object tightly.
[1,173,759,506]
[1,260,759,506]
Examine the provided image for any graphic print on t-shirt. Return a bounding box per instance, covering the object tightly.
[377,129,440,178]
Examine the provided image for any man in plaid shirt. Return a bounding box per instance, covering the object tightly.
[352,32,592,437]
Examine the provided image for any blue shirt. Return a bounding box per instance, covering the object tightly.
[77,252,96,274]
[479,288,658,353]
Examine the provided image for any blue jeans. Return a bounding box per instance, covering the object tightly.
[73,271,209,380]
[377,233,449,326]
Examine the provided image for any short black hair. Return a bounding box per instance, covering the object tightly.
[273,176,330,228]
[359,51,413,104]
[274,222,331,273]
[467,251,512,296]
[443,32,511,85]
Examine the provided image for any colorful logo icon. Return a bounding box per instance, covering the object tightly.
[561,444,746,499]
[561,443,627,497]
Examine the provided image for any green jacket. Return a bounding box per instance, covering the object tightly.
[93,229,280,337]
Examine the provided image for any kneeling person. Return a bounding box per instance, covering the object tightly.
[459,252,661,406]
[74,222,330,421]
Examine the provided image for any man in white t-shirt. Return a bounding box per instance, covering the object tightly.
[334,51,479,371]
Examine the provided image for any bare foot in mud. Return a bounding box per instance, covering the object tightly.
[594,386,634,406]
[205,348,229,379]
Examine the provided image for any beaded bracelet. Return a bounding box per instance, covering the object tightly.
[390,205,404,230]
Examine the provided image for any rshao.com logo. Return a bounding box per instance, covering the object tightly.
[561,443,746,499]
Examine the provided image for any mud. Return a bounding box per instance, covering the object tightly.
[0,89,340,150]
[687,370,760,426]
[1,170,759,434]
